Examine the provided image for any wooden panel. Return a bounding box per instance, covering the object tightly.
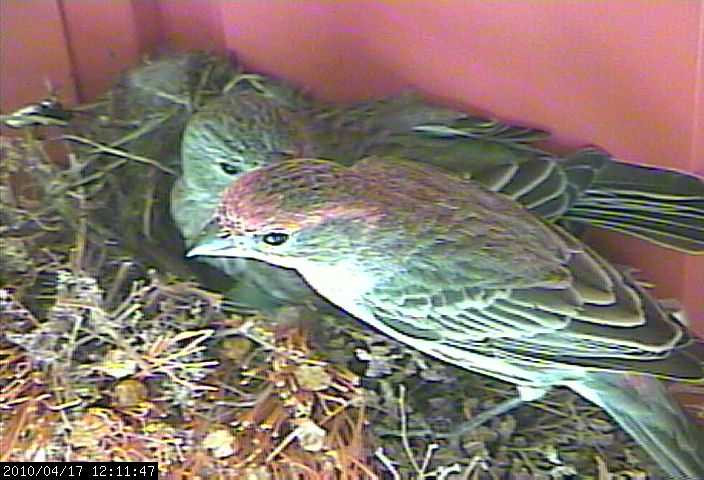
[684,8,704,329]
[158,0,226,53]
[59,0,150,101]
[131,0,165,58]
[0,0,77,112]
[1,0,164,108]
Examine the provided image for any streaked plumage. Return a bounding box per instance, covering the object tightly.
[191,157,704,479]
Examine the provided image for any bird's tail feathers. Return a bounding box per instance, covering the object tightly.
[562,157,704,254]
[568,372,704,480]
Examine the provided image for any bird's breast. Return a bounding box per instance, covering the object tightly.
[297,262,375,317]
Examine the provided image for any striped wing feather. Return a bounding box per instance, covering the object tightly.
[362,215,702,383]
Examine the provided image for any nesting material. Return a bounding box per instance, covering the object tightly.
[0,54,668,479]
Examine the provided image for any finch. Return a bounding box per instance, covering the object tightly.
[190,156,704,479]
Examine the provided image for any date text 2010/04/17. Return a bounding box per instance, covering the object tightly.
[0,462,158,479]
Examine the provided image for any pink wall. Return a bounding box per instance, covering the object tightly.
[1,0,702,332]
[0,0,78,109]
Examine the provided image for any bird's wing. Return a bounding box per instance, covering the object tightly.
[366,135,589,220]
[360,207,702,382]
[562,159,704,253]
[367,114,704,254]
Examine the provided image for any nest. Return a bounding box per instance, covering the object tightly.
[0,53,665,479]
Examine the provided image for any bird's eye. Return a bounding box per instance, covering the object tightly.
[261,232,289,246]
[220,163,241,175]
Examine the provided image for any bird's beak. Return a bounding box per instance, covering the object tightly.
[187,221,252,258]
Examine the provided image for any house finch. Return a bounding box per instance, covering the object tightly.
[189,156,704,479]
[173,79,704,309]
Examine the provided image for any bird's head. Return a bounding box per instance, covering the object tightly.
[187,159,389,273]
[181,90,315,192]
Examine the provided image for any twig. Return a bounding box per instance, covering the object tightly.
[374,447,400,480]
[398,384,423,476]
[62,135,176,175]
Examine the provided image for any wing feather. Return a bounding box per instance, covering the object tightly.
[362,223,698,380]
